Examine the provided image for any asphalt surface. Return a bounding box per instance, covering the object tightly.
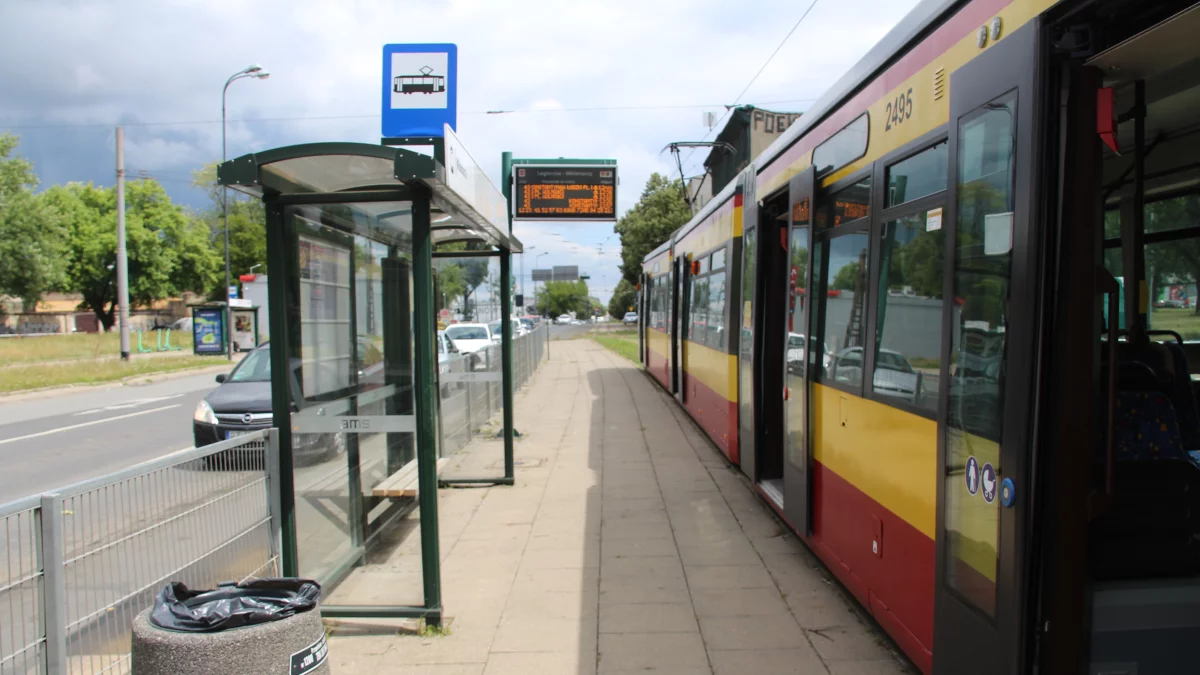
[0,370,230,504]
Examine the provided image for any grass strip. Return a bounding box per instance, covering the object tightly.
[0,331,195,366]
[0,356,226,394]
[592,330,640,363]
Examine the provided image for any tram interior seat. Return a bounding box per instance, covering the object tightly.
[1092,340,1200,581]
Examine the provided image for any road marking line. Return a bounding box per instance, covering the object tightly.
[0,405,182,446]
[72,394,184,416]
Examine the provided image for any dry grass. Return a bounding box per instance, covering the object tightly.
[0,330,194,366]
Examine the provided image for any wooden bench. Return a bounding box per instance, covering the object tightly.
[371,457,449,498]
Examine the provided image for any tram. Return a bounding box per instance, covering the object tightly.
[393,66,446,95]
[639,0,1200,673]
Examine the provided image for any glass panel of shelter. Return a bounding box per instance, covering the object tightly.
[433,254,508,479]
[282,201,425,608]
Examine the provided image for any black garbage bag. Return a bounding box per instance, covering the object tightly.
[148,578,320,632]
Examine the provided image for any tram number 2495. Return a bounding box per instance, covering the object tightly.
[885,88,914,131]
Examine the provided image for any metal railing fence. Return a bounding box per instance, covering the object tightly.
[439,322,547,456]
[0,430,281,675]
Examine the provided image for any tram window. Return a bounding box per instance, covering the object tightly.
[1147,238,1200,341]
[708,271,726,349]
[874,210,945,411]
[886,142,948,207]
[817,177,872,231]
[711,248,726,270]
[690,275,709,341]
[813,113,869,177]
[821,233,871,388]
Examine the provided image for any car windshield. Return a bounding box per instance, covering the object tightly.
[520,318,534,328]
[229,348,271,382]
[447,326,487,340]
[488,321,502,335]
[789,335,805,349]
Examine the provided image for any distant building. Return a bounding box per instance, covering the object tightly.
[693,106,802,210]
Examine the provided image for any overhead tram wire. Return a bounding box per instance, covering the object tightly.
[679,0,821,174]
[0,99,818,131]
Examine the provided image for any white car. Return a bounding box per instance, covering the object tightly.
[555,314,573,325]
[828,346,920,402]
[488,318,527,339]
[786,333,831,374]
[445,323,494,354]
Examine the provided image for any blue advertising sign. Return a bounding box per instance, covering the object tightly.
[382,43,457,137]
[192,308,226,355]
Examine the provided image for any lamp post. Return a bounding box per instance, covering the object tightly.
[222,64,270,360]
[521,246,534,312]
[534,252,548,318]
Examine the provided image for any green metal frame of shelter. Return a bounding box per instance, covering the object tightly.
[218,140,522,624]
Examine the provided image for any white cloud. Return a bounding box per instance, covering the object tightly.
[1,0,922,303]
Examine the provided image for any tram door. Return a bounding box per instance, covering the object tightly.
[737,173,759,482]
[782,168,816,533]
[932,21,1041,675]
[671,256,681,395]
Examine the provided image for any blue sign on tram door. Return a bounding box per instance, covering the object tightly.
[381,43,457,137]
[965,456,980,496]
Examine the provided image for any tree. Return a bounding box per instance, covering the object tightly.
[609,278,637,319]
[43,179,220,330]
[434,242,491,319]
[614,173,691,285]
[0,133,67,310]
[192,162,267,297]
[537,280,589,317]
[831,261,861,291]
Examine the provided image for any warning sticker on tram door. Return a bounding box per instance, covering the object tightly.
[980,463,998,504]
[965,456,980,496]
[291,634,328,674]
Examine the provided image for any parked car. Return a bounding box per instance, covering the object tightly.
[487,318,527,339]
[826,346,920,402]
[623,311,639,326]
[444,323,496,370]
[785,333,832,374]
[192,343,344,467]
[437,330,465,397]
[519,316,539,332]
[555,314,573,325]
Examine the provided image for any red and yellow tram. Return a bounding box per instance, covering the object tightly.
[639,0,1200,673]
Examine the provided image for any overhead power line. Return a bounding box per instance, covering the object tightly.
[0,99,817,131]
[682,0,821,172]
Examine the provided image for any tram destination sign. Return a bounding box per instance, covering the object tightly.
[512,165,617,221]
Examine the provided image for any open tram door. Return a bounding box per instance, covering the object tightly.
[782,167,816,533]
[931,19,1042,675]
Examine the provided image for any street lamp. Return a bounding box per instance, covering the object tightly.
[534,252,548,318]
[222,64,269,360]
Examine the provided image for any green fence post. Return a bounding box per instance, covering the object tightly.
[412,196,443,624]
[501,250,514,481]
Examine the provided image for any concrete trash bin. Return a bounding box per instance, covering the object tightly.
[131,579,328,675]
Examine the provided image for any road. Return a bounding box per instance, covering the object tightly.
[0,369,229,504]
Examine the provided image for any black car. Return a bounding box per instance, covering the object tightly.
[192,343,343,466]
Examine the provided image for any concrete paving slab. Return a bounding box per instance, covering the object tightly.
[325,340,915,675]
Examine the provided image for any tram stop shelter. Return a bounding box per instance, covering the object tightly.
[217,141,523,625]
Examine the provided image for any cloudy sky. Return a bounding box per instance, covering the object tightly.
[2,0,921,304]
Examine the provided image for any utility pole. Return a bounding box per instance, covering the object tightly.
[115,127,131,360]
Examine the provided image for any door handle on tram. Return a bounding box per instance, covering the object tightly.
[1097,267,1120,503]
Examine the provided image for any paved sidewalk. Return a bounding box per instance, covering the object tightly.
[326,339,915,675]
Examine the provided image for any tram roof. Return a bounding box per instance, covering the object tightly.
[654,0,959,257]
[217,142,522,253]
[755,0,957,178]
